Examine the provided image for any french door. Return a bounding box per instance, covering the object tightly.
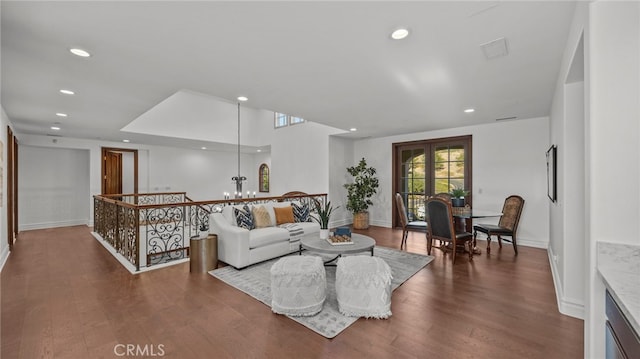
[392,135,472,227]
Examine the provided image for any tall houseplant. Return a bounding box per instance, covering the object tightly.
[344,158,379,229]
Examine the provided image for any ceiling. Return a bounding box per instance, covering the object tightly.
[1,1,576,148]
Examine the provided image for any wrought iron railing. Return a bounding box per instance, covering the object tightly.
[93,192,327,271]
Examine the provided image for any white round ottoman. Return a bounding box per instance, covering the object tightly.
[270,256,326,316]
[335,256,392,319]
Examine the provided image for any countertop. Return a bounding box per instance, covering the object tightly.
[597,241,640,335]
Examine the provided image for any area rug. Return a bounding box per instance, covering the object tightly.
[209,247,433,338]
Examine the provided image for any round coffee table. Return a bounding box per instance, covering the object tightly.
[299,233,376,265]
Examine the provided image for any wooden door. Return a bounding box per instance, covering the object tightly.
[103,151,123,195]
[7,126,18,250]
[101,147,138,196]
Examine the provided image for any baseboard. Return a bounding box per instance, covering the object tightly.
[547,246,585,319]
[370,219,392,228]
[0,246,10,272]
[90,231,189,275]
[329,219,353,228]
[19,219,89,231]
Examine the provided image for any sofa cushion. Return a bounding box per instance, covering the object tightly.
[249,227,290,249]
[294,221,321,234]
[274,206,295,225]
[252,205,272,228]
[234,204,255,230]
[292,202,310,222]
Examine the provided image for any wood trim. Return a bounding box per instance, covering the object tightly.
[101,147,138,195]
[391,135,473,230]
[7,127,15,250]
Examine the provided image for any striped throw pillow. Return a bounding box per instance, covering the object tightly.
[234,204,254,230]
[291,202,310,222]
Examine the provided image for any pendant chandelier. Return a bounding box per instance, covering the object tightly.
[231,96,248,198]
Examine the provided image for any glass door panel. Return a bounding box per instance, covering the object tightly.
[394,136,471,228]
[399,147,426,221]
[433,144,466,194]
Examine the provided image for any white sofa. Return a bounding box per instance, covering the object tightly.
[210,201,320,269]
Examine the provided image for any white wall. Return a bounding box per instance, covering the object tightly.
[270,121,344,196]
[18,146,90,230]
[353,117,550,248]
[121,151,135,193]
[17,134,272,228]
[547,1,589,322]
[587,1,640,358]
[328,136,354,227]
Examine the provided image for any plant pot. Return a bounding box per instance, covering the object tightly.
[451,198,465,207]
[200,230,209,239]
[320,229,329,240]
[353,212,369,229]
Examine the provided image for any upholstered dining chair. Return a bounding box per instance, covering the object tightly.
[395,193,427,249]
[432,192,452,203]
[425,197,474,263]
[473,195,525,255]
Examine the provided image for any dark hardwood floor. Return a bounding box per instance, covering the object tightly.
[1,225,583,358]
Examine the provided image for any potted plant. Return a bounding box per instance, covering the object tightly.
[450,187,469,207]
[199,222,209,238]
[313,200,337,240]
[344,158,379,229]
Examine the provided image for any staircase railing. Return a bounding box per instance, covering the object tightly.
[93,192,327,271]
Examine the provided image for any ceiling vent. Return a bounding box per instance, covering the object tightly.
[481,37,509,60]
[496,116,517,122]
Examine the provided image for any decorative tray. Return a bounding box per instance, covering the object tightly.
[326,235,353,246]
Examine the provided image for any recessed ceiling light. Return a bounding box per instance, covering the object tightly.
[123,139,130,143]
[51,126,61,131]
[391,28,410,40]
[237,96,248,102]
[201,147,207,150]
[464,108,475,113]
[70,48,91,57]
[59,89,75,95]
[56,113,67,117]
[257,149,262,152]
[350,128,357,132]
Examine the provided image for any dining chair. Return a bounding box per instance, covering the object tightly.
[425,197,474,263]
[473,195,525,255]
[432,192,452,203]
[394,193,427,249]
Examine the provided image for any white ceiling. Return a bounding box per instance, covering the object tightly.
[1,1,576,148]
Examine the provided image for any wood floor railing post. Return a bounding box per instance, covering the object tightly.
[135,207,140,272]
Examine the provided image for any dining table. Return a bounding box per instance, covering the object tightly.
[452,207,502,253]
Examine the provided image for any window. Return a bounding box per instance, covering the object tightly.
[434,144,465,194]
[290,116,304,125]
[274,112,305,128]
[393,136,472,225]
[259,163,270,192]
[274,113,288,128]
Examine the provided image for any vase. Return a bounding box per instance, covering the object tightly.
[200,231,209,239]
[353,212,369,229]
[320,229,329,240]
[452,198,465,207]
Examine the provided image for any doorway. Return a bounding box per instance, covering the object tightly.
[101,147,138,195]
[392,135,472,229]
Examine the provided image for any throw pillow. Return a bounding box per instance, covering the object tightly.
[291,202,310,222]
[252,205,272,228]
[234,204,254,230]
[274,206,295,225]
